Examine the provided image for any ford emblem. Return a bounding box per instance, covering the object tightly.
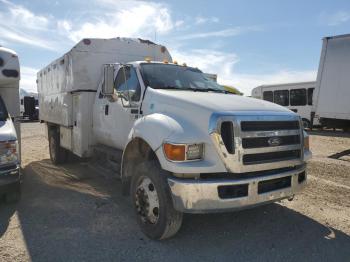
[268,137,282,146]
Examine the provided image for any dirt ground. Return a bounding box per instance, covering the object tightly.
[0,122,349,262]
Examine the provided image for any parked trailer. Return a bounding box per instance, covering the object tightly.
[312,34,350,130]
[251,82,318,128]
[0,47,21,202]
[38,37,311,239]
[20,96,38,120]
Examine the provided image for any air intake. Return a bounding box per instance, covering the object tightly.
[220,121,234,154]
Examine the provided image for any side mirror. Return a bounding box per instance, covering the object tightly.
[102,64,114,95]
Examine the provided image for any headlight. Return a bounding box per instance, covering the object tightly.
[303,131,309,151]
[0,140,18,165]
[163,143,204,162]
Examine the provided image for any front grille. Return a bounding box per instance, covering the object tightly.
[0,164,17,172]
[243,150,301,165]
[242,135,300,149]
[210,114,303,173]
[241,121,300,131]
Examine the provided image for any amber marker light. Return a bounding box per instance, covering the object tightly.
[163,143,186,161]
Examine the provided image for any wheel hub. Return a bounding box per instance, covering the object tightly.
[135,177,159,224]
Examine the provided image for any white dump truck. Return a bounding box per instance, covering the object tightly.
[38,38,311,239]
[0,47,21,202]
[312,34,350,130]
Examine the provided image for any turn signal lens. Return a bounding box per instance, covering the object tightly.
[163,144,186,161]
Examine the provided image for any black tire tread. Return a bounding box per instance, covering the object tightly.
[131,160,183,240]
[48,127,67,165]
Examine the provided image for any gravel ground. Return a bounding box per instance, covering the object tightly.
[0,122,349,262]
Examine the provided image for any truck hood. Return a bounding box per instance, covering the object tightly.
[145,89,292,113]
[0,118,17,141]
[141,88,296,147]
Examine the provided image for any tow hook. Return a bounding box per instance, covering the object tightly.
[288,195,295,201]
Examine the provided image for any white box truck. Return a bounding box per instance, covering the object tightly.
[38,38,311,239]
[0,47,21,202]
[312,34,350,130]
[251,82,318,128]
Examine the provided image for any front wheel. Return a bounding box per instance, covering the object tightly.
[131,161,183,240]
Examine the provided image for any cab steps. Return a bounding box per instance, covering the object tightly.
[89,144,123,179]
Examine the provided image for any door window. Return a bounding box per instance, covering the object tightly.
[274,90,289,106]
[114,66,141,105]
[307,88,314,105]
[263,91,273,102]
[290,88,306,106]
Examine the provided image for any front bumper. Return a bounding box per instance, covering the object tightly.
[168,165,306,213]
[0,164,21,194]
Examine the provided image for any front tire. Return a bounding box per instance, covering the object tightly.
[131,161,183,240]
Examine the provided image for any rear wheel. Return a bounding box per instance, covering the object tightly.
[131,161,183,240]
[48,127,67,165]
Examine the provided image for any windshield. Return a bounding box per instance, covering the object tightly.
[140,63,226,92]
[0,96,8,121]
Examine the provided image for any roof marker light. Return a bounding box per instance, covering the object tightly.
[173,61,178,65]
[182,63,187,67]
[163,59,169,64]
[145,57,151,63]
[83,39,91,45]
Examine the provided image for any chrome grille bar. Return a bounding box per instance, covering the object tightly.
[209,112,304,173]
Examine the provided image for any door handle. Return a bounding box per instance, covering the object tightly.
[105,104,109,115]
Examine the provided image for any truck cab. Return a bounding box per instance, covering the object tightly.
[38,38,311,239]
[97,61,311,238]
[0,47,21,203]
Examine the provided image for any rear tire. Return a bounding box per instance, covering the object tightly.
[131,160,183,240]
[48,127,67,165]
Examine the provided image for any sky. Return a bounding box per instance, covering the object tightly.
[1,0,350,95]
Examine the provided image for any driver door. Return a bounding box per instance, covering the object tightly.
[99,65,142,150]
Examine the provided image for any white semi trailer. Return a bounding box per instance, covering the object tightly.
[0,47,21,202]
[312,34,350,130]
[38,38,311,239]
